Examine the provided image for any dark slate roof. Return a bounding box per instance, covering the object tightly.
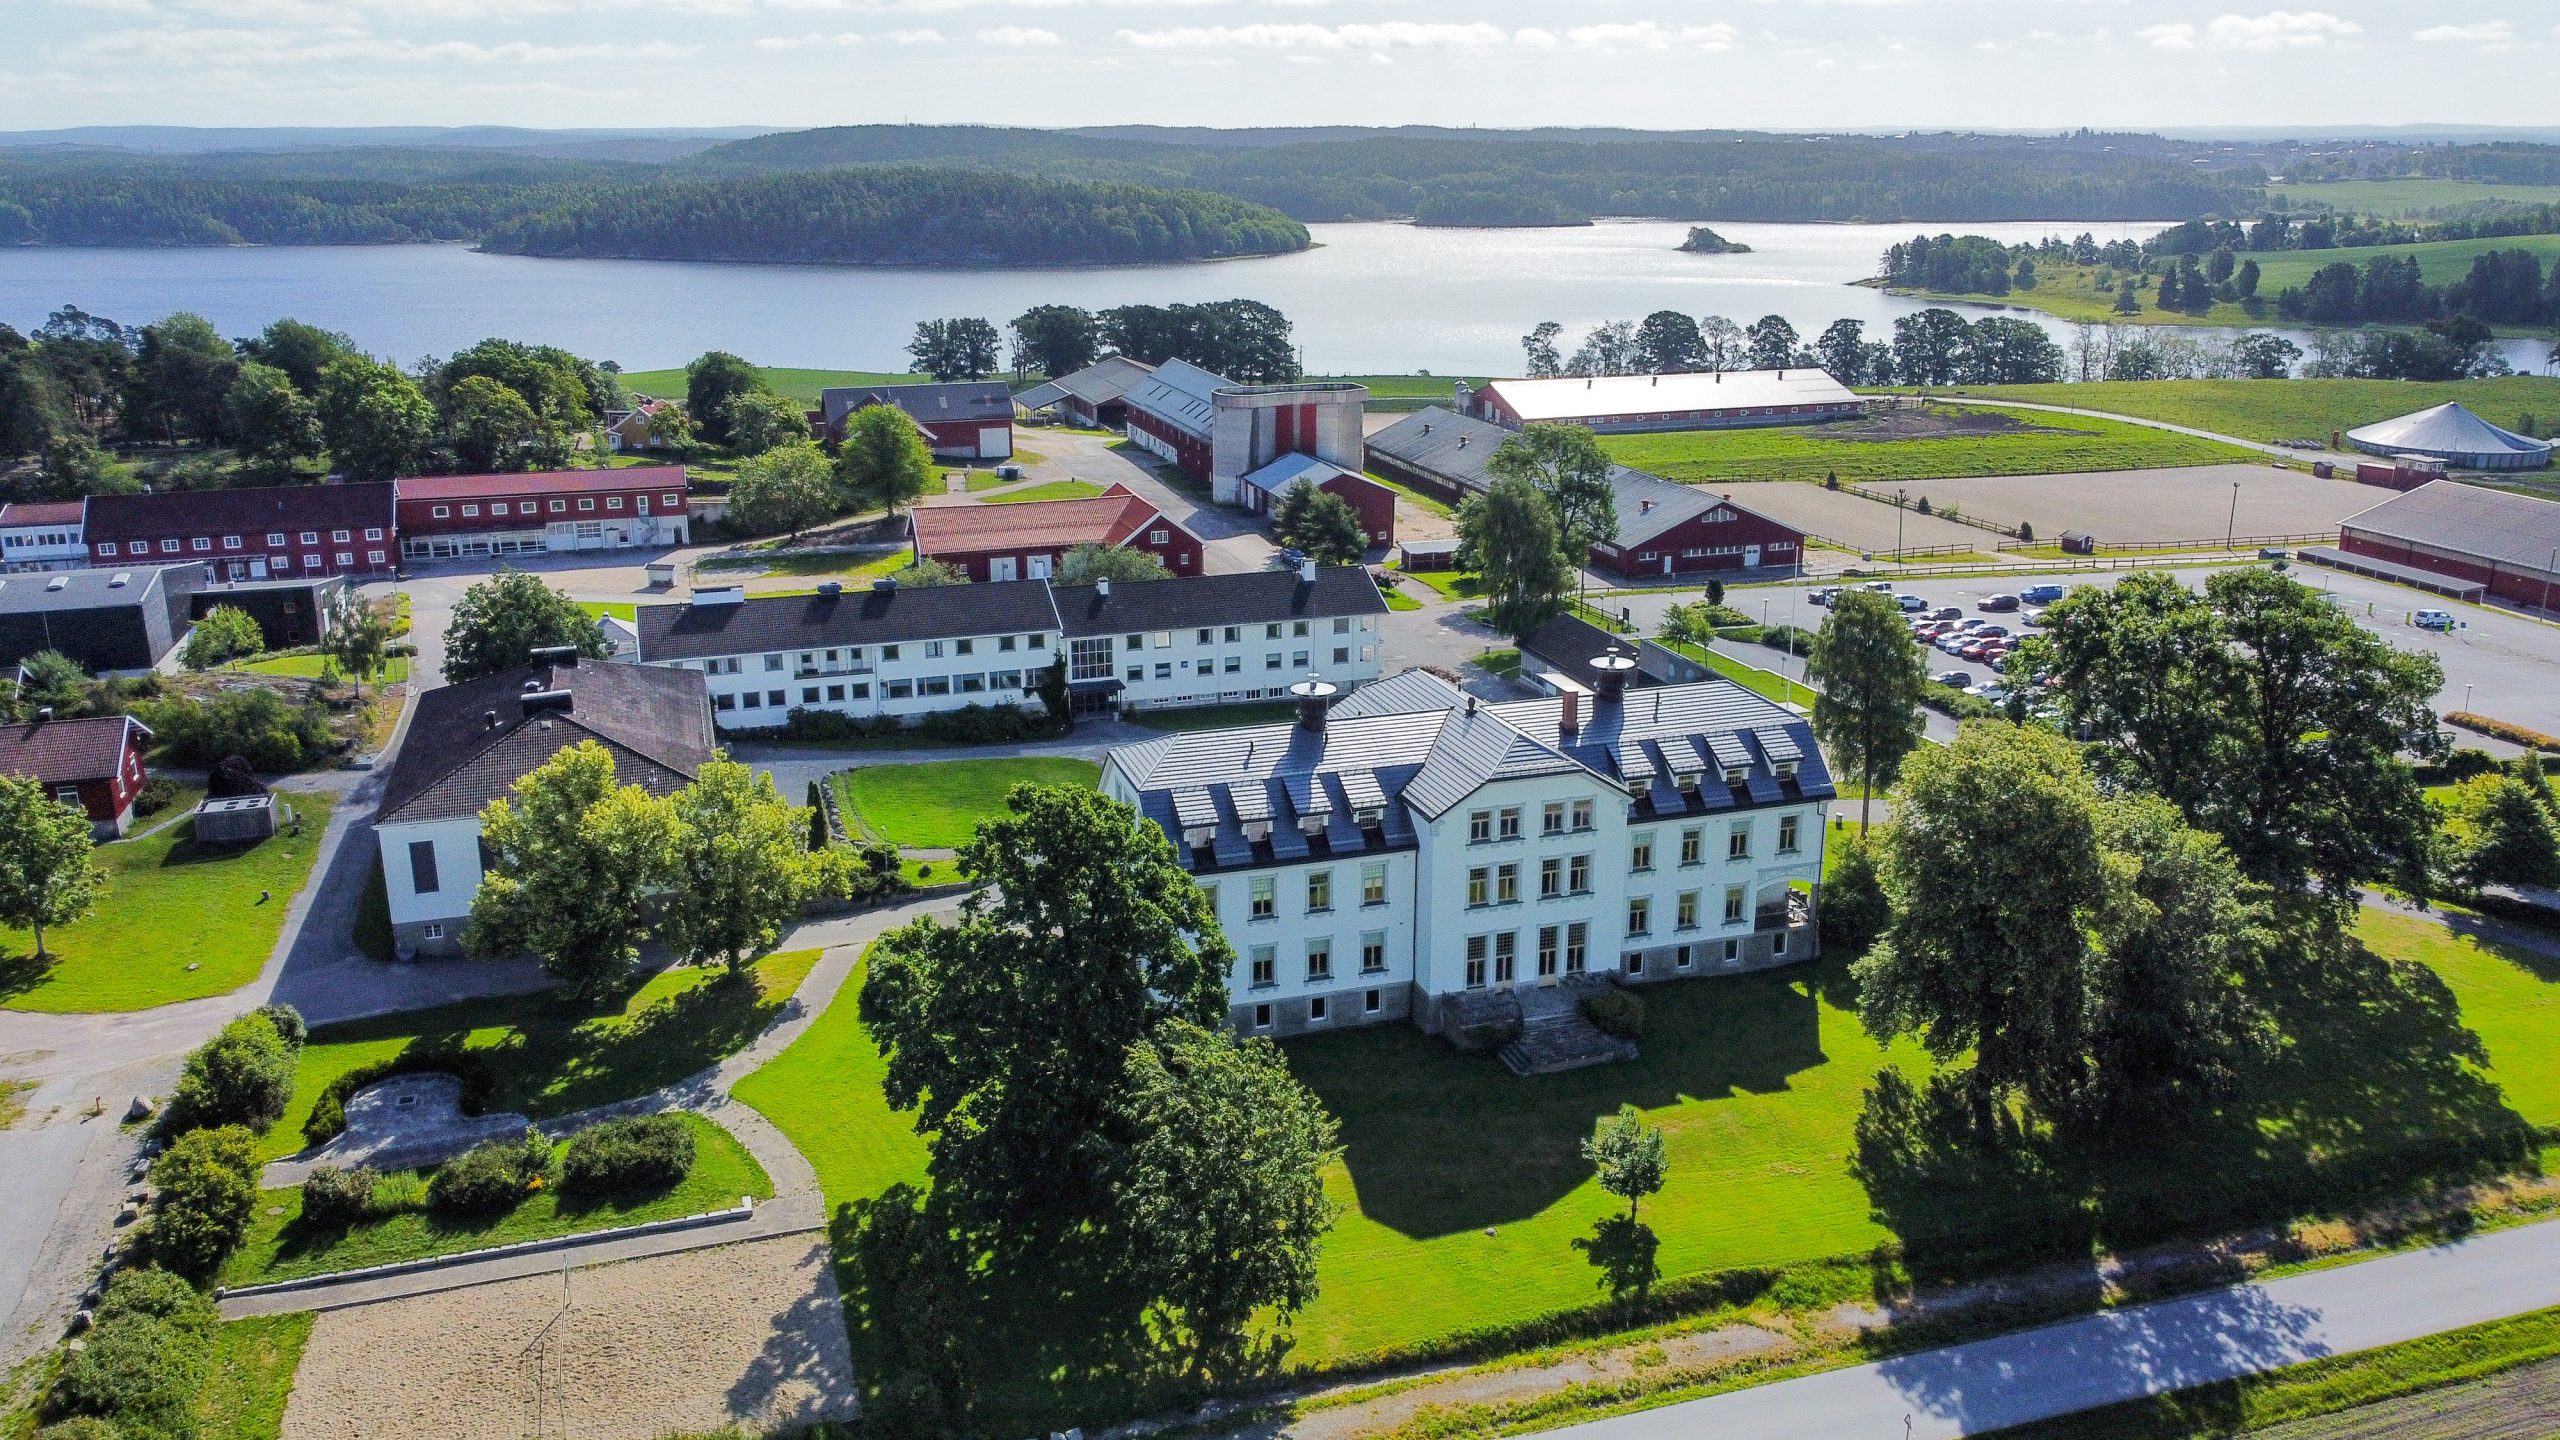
[377,660,714,825]
[1519,615,1660,689]
[82,482,395,543]
[0,715,147,785]
[1014,356,1156,411]
[819,382,1014,430]
[2340,480,2560,571]
[1110,668,1831,874]
[1125,358,1231,439]
[634,581,1063,662]
[0,564,185,615]
[1363,407,1749,547]
[1051,567,1386,638]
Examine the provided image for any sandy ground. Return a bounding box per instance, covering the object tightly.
[1860,463,2382,547]
[282,1234,856,1440]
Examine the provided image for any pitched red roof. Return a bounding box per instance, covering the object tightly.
[0,501,85,528]
[396,466,687,502]
[83,483,395,543]
[0,715,148,785]
[909,484,1184,555]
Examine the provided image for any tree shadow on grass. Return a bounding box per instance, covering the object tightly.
[1301,960,1832,1239]
[1574,1214,1662,1303]
[0,949,57,1004]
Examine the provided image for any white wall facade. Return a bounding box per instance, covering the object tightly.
[655,623,1060,730]
[376,815,485,958]
[1208,386,1368,504]
[0,525,87,572]
[1072,612,1384,712]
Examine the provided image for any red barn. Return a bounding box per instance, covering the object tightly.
[83,483,397,580]
[396,467,690,561]
[1236,454,1395,553]
[2334,479,2560,609]
[0,713,152,837]
[1460,369,1864,433]
[908,484,1205,582]
[817,382,1014,460]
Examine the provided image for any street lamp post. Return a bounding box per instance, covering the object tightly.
[2226,480,2240,552]
[1895,488,1907,560]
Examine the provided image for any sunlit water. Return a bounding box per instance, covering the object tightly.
[0,219,2542,376]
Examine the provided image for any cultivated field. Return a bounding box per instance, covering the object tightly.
[281,1235,855,1440]
[1605,403,2256,487]
[1710,481,2004,555]
[1910,377,2560,447]
[2267,178,2560,214]
[615,364,917,404]
[1866,464,2382,549]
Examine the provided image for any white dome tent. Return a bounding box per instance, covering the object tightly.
[2344,402,2553,472]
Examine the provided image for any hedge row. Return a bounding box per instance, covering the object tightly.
[2446,711,2560,755]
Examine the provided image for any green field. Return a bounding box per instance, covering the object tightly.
[267,948,821,1160]
[694,548,913,582]
[236,652,412,685]
[741,904,2560,1420]
[978,479,1104,505]
[1317,373,1487,400]
[1897,233,2560,333]
[1915,377,2560,446]
[1663,639,1820,707]
[0,794,339,1013]
[832,758,1101,851]
[616,365,920,405]
[201,1314,313,1440]
[2270,178,2560,214]
[575,599,639,622]
[1128,700,1298,733]
[220,1112,770,1287]
[1604,404,2254,486]
[1381,585,1424,611]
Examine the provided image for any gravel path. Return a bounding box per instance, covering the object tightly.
[281,1233,855,1440]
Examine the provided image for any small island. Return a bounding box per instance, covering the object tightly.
[1679,226,1752,255]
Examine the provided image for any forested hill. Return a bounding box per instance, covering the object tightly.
[680,127,2262,223]
[478,168,1308,266]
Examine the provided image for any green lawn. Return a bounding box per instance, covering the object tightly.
[965,468,1027,493]
[1663,639,1819,707]
[1907,377,2560,447]
[1986,1305,2560,1440]
[695,548,913,582]
[1402,568,1484,601]
[0,793,340,1013]
[1472,647,1522,679]
[267,948,822,1161]
[734,952,930,1210]
[199,1314,313,1440]
[1129,700,1299,733]
[978,480,1104,505]
[1381,585,1425,612]
[1318,374,1487,401]
[616,365,920,405]
[1367,471,1458,519]
[235,652,411,685]
[832,758,1101,851]
[2268,178,2560,214]
[575,599,638,622]
[220,1112,770,1287]
[1604,403,2256,487]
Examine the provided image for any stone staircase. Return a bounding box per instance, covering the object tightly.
[1498,977,1640,1077]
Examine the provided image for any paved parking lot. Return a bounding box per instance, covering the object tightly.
[1873,464,2381,549]
[1607,562,2560,737]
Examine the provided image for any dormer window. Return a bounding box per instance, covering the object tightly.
[1676,771,1701,793]
[1776,760,1799,780]
[1299,814,1326,836]
[1184,825,1214,850]
[1722,763,1748,785]
[1353,806,1383,828]
[1244,820,1271,845]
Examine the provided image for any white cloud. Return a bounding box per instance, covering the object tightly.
[1562,21,1737,52]
[885,25,941,40]
[973,23,1057,43]
[2412,20,2513,44]
[2148,10,2360,50]
[752,28,862,46]
[1113,21,1508,50]
[51,22,698,65]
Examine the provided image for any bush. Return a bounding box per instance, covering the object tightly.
[813,840,910,907]
[1758,624,1815,657]
[253,1002,306,1049]
[1581,987,1645,1039]
[159,1011,298,1137]
[93,1268,211,1331]
[133,688,333,772]
[49,1270,215,1440]
[2446,710,2560,754]
[2422,748,2503,784]
[559,1114,696,1195]
[1821,829,1890,951]
[302,1049,494,1146]
[38,1418,125,1440]
[129,777,184,818]
[733,703,1057,747]
[146,1126,260,1283]
[1922,682,1999,721]
[425,1129,552,1218]
[299,1165,377,1227]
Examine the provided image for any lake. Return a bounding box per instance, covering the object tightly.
[0,219,2542,376]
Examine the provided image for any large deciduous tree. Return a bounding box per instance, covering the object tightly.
[1272,482,1370,568]
[1486,423,1618,570]
[1634,311,1705,373]
[729,440,842,539]
[317,589,393,695]
[1457,473,1574,643]
[684,351,763,445]
[1743,314,1802,370]
[908,318,1002,381]
[1009,304,1100,380]
[0,774,102,959]
[179,606,265,671]
[316,354,434,483]
[1054,543,1169,585]
[466,741,681,996]
[439,568,608,683]
[861,784,1233,1247]
[220,361,323,480]
[445,374,546,472]
[131,313,239,444]
[661,755,834,975]
[1804,589,1928,828]
[833,405,935,520]
[724,390,812,457]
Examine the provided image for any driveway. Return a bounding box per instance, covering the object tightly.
[1545,1215,2560,1440]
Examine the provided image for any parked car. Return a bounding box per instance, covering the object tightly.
[1865,580,1897,593]
[2020,584,2066,605]
[1808,587,1841,607]
[1279,547,1308,569]
[1975,685,2012,705]
[1934,670,1974,689]
[1896,594,1928,612]
[1978,593,2021,612]
[2414,609,2457,632]
[1929,606,1963,621]
[2021,608,2051,627]
[1938,635,1973,655]
[1960,640,1995,661]
[1973,624,2011,639]
[2259,548,2289,561]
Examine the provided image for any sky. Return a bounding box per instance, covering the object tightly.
[5,1,2553,133]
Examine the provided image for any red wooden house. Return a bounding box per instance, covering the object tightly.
[0,714,153,837]
[907,484,1205,582]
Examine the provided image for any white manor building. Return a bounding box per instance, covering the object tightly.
[628,566,1387,728]
[1100,663,1834,1044]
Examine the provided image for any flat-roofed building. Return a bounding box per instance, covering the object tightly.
[396,466,690,560]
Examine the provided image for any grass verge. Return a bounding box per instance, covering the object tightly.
[832,757,1100,851]
[234,653,411,685]
[199,1313,313,1440]
[978,480,1104,505]
[1904,376,2560,448]
[0,793,339,1013]
[219,1112,770,1286]
[1663,640,1820,707]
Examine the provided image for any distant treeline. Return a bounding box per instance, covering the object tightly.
[480,167,1308,267]
[2145,209,2560,256]
[2274,249,2560,329]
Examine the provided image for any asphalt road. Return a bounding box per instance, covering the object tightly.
[1604,562,2560,737]
[1552,1216,2560,1440]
